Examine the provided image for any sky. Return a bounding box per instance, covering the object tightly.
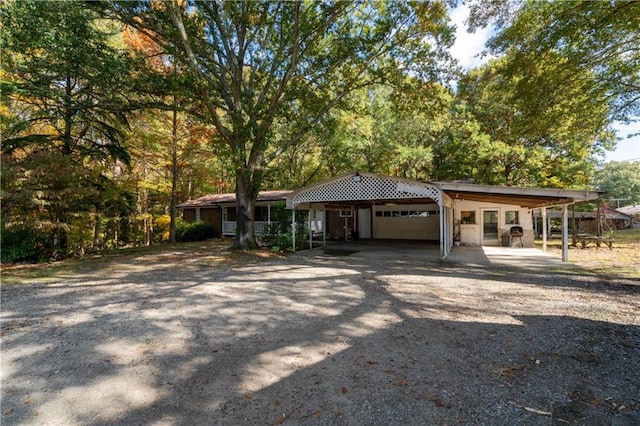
[448,5,640,164]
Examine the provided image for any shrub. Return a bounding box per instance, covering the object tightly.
[260,223,292,252]
[153,214,172,242]
[259,221,310,252]
[1,225,49,263]
[176,221,216,242]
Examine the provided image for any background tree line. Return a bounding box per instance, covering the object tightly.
[1,0,638,261]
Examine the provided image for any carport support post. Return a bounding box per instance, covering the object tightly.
[542,208,547,252]
[439,203,444,260]
[291,209,296,252]
[562,204,569,262]
[323,206,327,247]
[309,209,312,249]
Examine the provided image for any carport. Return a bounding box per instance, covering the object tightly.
[436,181,602,262]
[286,173,601,262]
[286,172,454,260]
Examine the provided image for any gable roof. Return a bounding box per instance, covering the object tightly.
[178,190,292,208]
[286,172,446,209]
[618,204,640,215]
[286,172,602,209]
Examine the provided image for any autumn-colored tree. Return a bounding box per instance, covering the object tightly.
[1,0,134,258]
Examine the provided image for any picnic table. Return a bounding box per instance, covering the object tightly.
[573,235,615,250]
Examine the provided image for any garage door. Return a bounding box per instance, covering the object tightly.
[373,204,440,240]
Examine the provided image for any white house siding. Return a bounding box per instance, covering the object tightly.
[373,204,440,240]
[453,200,534,247]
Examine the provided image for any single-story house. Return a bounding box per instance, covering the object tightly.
[618,204,640,227]
[178,190,292,236]
[286,172,601,261]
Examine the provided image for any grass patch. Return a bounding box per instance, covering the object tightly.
[536,228,640,278]
[1,239,234,285]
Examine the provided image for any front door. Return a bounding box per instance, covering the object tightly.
[482,210,499,246]
[358,208,372,239]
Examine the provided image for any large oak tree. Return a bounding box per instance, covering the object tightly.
[101,0,454,249]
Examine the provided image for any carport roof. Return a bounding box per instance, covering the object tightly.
[287,172,447,209]
[435,181,602,208]
[286,172,602,209]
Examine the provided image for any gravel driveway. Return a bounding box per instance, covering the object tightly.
[2,247,639,425]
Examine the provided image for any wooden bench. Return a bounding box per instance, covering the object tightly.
[574,236,615,250]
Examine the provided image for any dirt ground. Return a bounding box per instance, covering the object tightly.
[2,242,639,425]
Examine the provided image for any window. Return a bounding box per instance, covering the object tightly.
[226,207,237,221]
[255,206,269,221]
[339,210,353,217]
[505,211,519,224]
[461,211,476,224]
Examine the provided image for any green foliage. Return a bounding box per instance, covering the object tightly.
[256,202,311,252]
[1,0,137,256]
[1,0,133,162]
[475,0,640,124]
[595,161,640,204]
[453,0,639,187]
[434,57,614,187]
[275,83,450,183]
[259,223,293,253]
[175,221,216,243]
[257,202,292,251]
[1,225,49,263]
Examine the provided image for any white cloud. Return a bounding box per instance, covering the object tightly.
[448,5,495,70]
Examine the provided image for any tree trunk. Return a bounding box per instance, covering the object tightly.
[233,171,259,250]
[93,212,101,250]
[169,99,179,243]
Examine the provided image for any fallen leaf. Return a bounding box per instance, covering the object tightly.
[341,387,347,394]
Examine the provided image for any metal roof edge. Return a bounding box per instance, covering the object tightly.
[433,182,603,202]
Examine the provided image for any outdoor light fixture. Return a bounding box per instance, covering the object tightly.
[352,172,362,182]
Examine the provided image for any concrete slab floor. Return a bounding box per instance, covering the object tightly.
[299,239,573,269]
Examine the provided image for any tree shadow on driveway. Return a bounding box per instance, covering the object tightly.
[1,255,639,425]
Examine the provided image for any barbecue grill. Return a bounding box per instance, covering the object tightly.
[509,226,524,247]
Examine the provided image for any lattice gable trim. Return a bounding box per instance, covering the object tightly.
[289,173,442,208]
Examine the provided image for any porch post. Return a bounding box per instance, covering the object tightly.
[309,209,312,249]
[323,205,327,247]
[562,204,569,262]
[439,203,445,260]
[542,208,547,252]
[353,207,357,240]
[291,209,296,252]
[267,204,271,225]
[447,206,452,258]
